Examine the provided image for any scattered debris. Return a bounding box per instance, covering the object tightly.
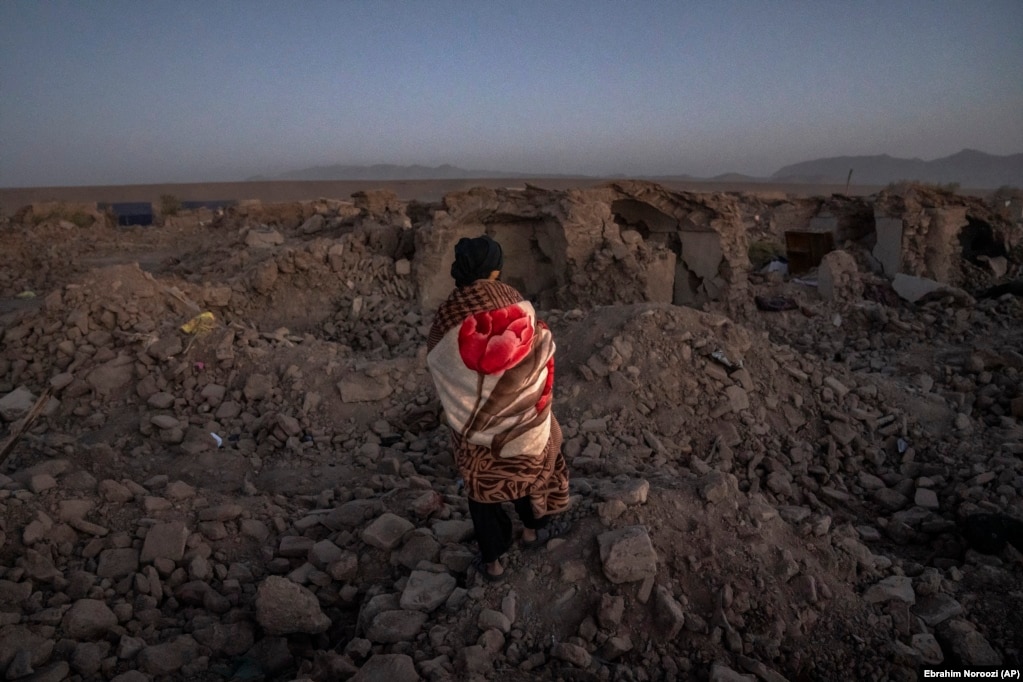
[0,181,1020,681]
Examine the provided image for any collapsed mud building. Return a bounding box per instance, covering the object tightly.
[0,181,1021,681]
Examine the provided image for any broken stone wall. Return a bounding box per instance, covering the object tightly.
[606,197,682,304]
[610,199,679,239]
[870,185,1023,287]
[565,188,675,307]
[409,220,473,313]
[413,187,586,311]
[416,185,685,312]
[741,197,873,273]
[414,182,751,314]
[874,204,991,285]
[818,249,863,302]
[676,231,721,304]
[904,206,968,283]
[871,213,904,277]
[753,198,822,241]
[816,198,876,246]
[603,182,750,313]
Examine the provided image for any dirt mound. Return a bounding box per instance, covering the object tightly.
[0,183,1021,681]
[0,208,115,300]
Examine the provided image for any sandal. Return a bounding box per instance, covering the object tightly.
[521,517,572,549]
[470,554,506,583]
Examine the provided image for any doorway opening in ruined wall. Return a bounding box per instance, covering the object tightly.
[958,217,1006,266]
[785,231,835,275]
[485,217,559,303]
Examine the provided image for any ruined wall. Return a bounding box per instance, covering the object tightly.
[414,219,486,312]
[921,207,969,283]
[610,199,679,236]
[742,196,873,258]
[414,182,751,314]
[67,181,1013,328]
[874,187,980,285]
[676,232,723,303]
[756,199,822,240]
[416,185,661,311]
[818,249,863,302]
[873,206,967,284]
[602,182,750,313]
[413,187,598,311]
[872,214,904,277]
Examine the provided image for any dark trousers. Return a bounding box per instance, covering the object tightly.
[468,497,549,563]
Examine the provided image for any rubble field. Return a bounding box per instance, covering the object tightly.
[0,181,1021,682]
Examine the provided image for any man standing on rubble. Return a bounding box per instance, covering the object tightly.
[426,235,571,581]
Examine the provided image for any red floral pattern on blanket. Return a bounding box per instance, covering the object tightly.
[535,320,554,412]
[458,304,535,374]
[536,356,555,412]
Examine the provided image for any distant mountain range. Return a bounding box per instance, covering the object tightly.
[249,150,1023,189]
[771,149,1023,189]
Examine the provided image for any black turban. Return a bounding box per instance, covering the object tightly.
[451,235,503,288]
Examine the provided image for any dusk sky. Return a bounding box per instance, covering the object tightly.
[1,1,1021,188]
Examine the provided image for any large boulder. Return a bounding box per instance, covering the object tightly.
[85,356,134,395]
[818,249,862,301]
[141,521,189,563]
[366,609,427,643]
[62,599,118,639]
[244,228,285,248]
[0,387,35,421]
[0,625,54,672]
[597,526,658,584]
[399,570,457,613]
[255,577,331,635]
[361,513,414,550]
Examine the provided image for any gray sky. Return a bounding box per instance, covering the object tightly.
[1,0,1021,187]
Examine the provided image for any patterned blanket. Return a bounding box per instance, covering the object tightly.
[427,280,569,515]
